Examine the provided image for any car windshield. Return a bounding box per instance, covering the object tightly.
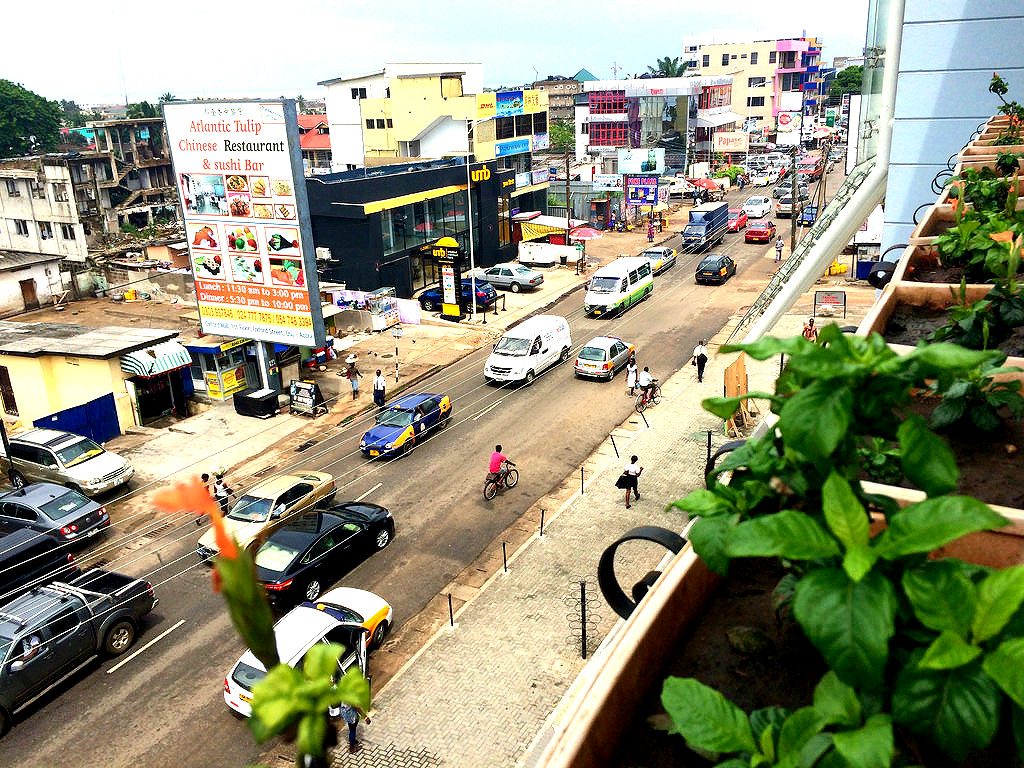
[255,539,302,573]
[698,257,720,270]
[683,225,705,236]
[493,336,531,356]
[780,198,793,205]
[39,489,92,520]
[642,250,664,260]
[227,495,274,522]
[578,346,607,362]
[376,409,415,427]
[55,438,104,468]
[728,212,740,220]
[588,276,620,293]
[231,660,266,691]
[513,266,533,275]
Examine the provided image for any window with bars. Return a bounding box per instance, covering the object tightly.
[13,220,29,236]
[376,119,386,129]
[60,223,76,239]
[4,179,20,197]
[750,52,759,65]
[588,123,627,146]
[365,119,374,129]
[702,55,710,67]
[495,117,515,140]
[721,54,729,66]
[514,114,532,136]
[39,221,53,239]
[30,181,45,199]
[748,76,766,87]
[351,87,366,99]
[769,51,777,64]
[588,91,626,114]
[52,184,68,202]
[747,96,765,107]
[532,113,547,134]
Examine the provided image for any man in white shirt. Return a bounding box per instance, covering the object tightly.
[373,369,387,407]
[637,367,654,402]
[691,339,709,383]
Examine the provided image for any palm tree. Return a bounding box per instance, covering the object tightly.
[158,92,176,104]
[647,57,688,78]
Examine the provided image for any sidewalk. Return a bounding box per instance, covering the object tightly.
[318,283,877,768]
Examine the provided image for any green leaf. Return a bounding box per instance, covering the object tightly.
[813,671,862,727]
[793,569,896,689]
[302,642,343,681]
[778,382,852,461]
[902,561,976,636]
[295,711,328,759]
[842,546,878,583]
[982,637,1024,708]
[673,488,733,517]
[662,677,757,753]
[749,706,789,749]
[701,394,773,421]
[930,397,966,429]
[920,630,982,670]
[722,335,809,359]
[777,707,825,759]
[892,659,1001,761]
[725,511,840,560]
[1013,703,1024,762]
[912,342,1003,372]
[973,565,1024,643]
[832,714,894,768]
[822,472,870,551]
[689,516,736,575]
[759,723,776,762]
[714,761,749,768]
[897,415,958,496]
[876,496,1008,559]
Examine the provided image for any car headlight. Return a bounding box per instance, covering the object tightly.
[384,442,393,449]
[360,440,366,448]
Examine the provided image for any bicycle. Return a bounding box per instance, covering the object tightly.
[483,460,519,501]
[634,379,662,413]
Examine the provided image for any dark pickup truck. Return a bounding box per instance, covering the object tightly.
[0,569,158,735]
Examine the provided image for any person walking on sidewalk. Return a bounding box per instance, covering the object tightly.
[614,454,644,508]
[802,317,819,343]
[212,474,232,514]
[372,369,387,407]
[775,236,784,263]
[345,355,362,400]
[691,339,709,383]
[625,355,638,396]
[336,702,370,753]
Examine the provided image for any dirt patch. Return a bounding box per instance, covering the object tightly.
[883,306,948,345]
[908,264,966,284]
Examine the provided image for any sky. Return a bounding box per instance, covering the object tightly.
[6,1,869,106]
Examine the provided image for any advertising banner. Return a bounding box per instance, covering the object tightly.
[618,148,665,175]
[593,174,624,191]
[496,90,524,117]
[532,131,550,151]
[713,131,749,153]
[515,171,532,189]
[495,138,530,157]
[164,100,324,347]
[624,175,659,206]
[531,168,549,185]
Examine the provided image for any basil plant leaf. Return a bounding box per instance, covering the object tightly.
[831,714,894,768]
[778,382,852,462]
[982,637,1024,709]
[725,511,840,560]
[919,630,982,670]
[876,496,1008,559]
[662,677,756,754]
[972,565,1024,643]
[897,415,958,496]
[813,670,862,728]
[902,561,976,637]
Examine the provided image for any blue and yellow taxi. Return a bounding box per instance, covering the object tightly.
[359,392,452,458]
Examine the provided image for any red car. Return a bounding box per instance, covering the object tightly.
[727,208,748,232]
[745,220,778,243]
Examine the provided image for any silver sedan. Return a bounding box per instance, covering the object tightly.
[470,263,545,293]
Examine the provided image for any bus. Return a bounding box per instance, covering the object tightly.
[583,257,654,317]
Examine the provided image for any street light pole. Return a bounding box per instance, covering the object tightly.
[465,118,477,323]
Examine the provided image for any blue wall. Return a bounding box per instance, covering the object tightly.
[883,1,1023,251]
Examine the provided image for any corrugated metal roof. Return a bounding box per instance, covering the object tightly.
[0,321,178,359]
[0,250,63,272]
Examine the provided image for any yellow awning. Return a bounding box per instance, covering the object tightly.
[361,184,466,215]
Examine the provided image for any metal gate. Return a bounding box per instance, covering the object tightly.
[33,393,121,444]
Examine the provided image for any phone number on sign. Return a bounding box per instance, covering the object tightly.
[201,306,313,327]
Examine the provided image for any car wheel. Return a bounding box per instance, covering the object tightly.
[305,579,322,601]
[103,619,136,656]
[0,707,10,737]
[370,620,390,649]
[524,370,535,385]
[510,282,522,293]
[10,471,25,489]
[402,438,415,457]
[559,347,570,364]
[422,299,435,311]
[374,528,391,549]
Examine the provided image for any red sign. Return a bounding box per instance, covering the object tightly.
[778,113,792,126]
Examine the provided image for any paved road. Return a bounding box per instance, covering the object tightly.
[0,182,792,767]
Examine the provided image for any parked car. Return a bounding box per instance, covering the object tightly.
[359,392,452,458]
[799,204,820,227]
[223,587,391,718]
[726,209,748,233]
[772,183,809,201]
[749,167,781,187]
[776,195,804,218]
[0,429,133,497]
[745,220,778,243]
[469,264,544,293]
[0,483,110,544]
[256,504,395,606]
[642,246,677,274]
[196,471,337,560]
[742,196,773,219]
[695,254,737,285]
[418,279,498,312]
[0,568,158,735]
[0,529,78,604]
[574,336,635,381]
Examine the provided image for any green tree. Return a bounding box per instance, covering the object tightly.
[126,101,158,118]
[0,80,62,156]
[829,65,864,99]
[60,99,82,125]
[647,56,688,78]
[549,119,574,153]
[158,92,176,104]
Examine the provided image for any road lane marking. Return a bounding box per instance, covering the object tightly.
[354,483,382,502]
[107,618,186,674]
[473,399,504,421]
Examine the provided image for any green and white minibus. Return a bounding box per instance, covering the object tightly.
[583,257,654,317]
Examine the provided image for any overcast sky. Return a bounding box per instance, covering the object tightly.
[8,1,869,106]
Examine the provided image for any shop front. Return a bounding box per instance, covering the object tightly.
[183,337,258,402]
[119,340,194,424]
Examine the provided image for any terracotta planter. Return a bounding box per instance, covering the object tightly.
[960,141,1024,160]
[534,507,1024,768]
[954,155,1024,176]
[907,199,958,247]
[857,282,994,350]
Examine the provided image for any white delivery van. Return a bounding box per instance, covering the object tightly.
[583,257,653,317]
[484,314,573,385]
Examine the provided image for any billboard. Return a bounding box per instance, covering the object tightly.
[164,100,324,347]
[618,148,665,175]
[495,138,530,157]
[624,175,659,206]
[713,132,749,153]
[478,89,544,119]
[593,174,624,191]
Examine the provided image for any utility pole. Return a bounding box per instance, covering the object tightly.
[790,144,798,255]
[564,152,572,267]
[0,418,15,486]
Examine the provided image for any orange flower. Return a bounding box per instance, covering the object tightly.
[990,230,1015,243]
[950,181,965,214]
[152,476,239,560]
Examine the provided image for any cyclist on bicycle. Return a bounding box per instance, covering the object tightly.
[637,367,655,403]
[488,444,515,486]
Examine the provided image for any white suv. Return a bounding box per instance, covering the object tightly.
[0,429,133,496]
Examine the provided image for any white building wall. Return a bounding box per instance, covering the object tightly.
[419,120,470,158]
[0,165,88,261]
[883,1,1024,251]
[0,262,56,315]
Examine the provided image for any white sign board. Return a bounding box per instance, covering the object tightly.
[713,131,749,153]
[593,173,624,191]
[617,148,665,175]
[164,100,324,347]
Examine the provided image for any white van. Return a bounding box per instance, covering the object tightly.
[484,315,572,385]
[583,257,654,317]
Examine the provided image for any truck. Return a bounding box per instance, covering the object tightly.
[680,202,730,252]
[0,569,158,735]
